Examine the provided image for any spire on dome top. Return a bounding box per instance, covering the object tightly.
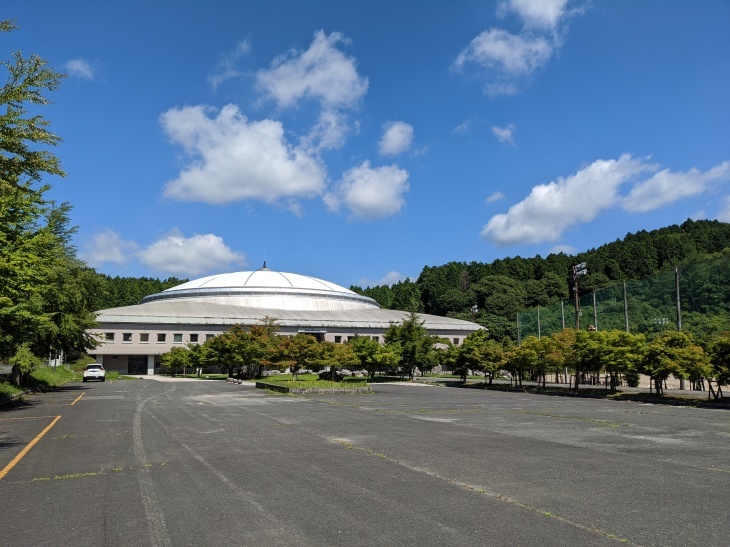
[261,260,268,270]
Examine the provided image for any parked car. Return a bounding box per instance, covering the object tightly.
[83,364,106,382]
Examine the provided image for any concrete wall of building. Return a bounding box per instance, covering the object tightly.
[89,322,475,375]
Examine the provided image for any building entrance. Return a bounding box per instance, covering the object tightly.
[128,355,148,375]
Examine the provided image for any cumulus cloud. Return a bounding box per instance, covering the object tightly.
[137,230,245,276]
[482,154,654,245]
[359,271,410,288]
[301,109,350,152]
[482,156,730,246]
[324,161,409,220]
[548,244,577,255]
[499,0,570,30]
[623,161,730,212]
[454,0,581,96]
[161,104,326,207]
[208,40,251,90]
[486,191,506,203]
[455,29,553,76]
[718,196,730,222]
[257,30,368,110]
[65,59,94,80]
[379,121,414,156]
[80,229,137,266]
[451,120,471,136]
[492,124,516,144]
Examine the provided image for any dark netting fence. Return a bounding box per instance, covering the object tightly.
[517,255,730,341]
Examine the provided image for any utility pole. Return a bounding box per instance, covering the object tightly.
[571,263,587,330]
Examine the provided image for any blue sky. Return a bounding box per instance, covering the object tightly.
[7,1,730,288]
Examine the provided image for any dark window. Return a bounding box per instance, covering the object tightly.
[105,332,114,341]
[190,334,199,343]
[334,335,342,344]
[140,333,149,343]
[123,333,132,342]
[157,333,166,342]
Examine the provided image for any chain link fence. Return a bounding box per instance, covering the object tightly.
[517,255,730,341]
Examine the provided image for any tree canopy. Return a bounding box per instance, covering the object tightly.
[0,21,97,384]
[352,220,730,341]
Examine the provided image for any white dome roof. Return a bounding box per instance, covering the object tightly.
[141,265,379,312]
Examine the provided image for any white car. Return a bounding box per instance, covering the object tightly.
[83,364,106,382]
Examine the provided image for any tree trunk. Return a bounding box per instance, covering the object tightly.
[11,365,22,387]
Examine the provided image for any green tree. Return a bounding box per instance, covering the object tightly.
[504,344,537,387]
[9,344,44,385]
[456,329,503,384]
[385,312,437,380]
[707,331,730,399]
[276,333,322,380]
[187,342,206,377]
[373,343,401,377]
[316,341,358,379]
[0,21,97,384]
[640,331,706,396]
[161,346,190,376]
[349,336,381,381]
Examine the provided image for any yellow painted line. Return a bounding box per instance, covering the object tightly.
[0,415,63,421]
[70,392,85,406]
[0,415,62,481]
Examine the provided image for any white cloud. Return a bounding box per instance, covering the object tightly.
[80,229,137,266]
[715,196,730,222]
[451,120,471,135]
[455,29,553,76]
[482,154,654,245]
[301,109,350,152]
[324,161,409,220]
[486,191,506,203]
[623,161,730,212]
[548,244,577,255]
[499,0,570,30]
[379,121,414,156]
[208,40,251,90]
[485,82,520,97]
[492,124,516,144]
[481,156,730,246]
[359,271,410,288]
[65,59,94,80]
[137,230,245,277]
[161,104,326,207]
[257,30,368,110]
[454,1,582,96]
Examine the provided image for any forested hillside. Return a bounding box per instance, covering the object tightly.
[81,272,187,311]
[351,220,730,338]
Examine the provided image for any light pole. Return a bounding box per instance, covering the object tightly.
[571,263,587,330]
[654,317,668,333]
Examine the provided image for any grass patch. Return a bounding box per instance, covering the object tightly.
[261,373,367,389]
[28,365,80,387]
[0,380,25,404]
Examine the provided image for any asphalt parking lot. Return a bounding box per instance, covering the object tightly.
[1,379,728,546]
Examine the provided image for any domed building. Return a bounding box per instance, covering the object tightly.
[90,264,482,375]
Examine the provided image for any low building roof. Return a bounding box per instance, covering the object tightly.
[95,300,482,333]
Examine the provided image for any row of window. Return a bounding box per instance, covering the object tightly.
[104,332,215,344]
[333,335,379,343]
[102,333,456,345]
